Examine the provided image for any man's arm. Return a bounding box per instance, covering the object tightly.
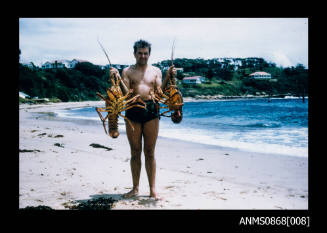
[156,67,163,89]
[120,68,130,95]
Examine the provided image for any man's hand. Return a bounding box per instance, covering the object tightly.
[166,65,177,79]
[110,67,121,80]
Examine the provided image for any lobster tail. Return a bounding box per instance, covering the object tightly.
[108,114,119,138]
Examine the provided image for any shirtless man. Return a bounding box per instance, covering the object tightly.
[109,40,176,199]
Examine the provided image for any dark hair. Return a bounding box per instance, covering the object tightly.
[133,39,151,54]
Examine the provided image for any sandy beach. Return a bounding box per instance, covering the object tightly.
[19,101,308,210]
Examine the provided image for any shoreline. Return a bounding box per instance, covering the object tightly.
[19,94,308,108]
[23,98,307,158]
[19,101,308,209]
[23,101,307,159]
[185,95,308,102]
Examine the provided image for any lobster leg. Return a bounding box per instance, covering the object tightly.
[124,94,146,107]
[96,106,113,111]
[118,113,135,131]
[96,92,106,100]
[118,89,134,102]
[96,93,112,107]
[121,104,146,112]
[135,96,147,106]
[96,107,109,120]
[96,107,113,121]
[95,109,109,135]
[160,110,173,116]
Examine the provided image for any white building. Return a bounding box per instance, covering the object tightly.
[182,76,206,85]
[249,71,271,79]
[162,66,184,72]
[41,61,64,69]
[41,59,89,69]
[22,62,35,69]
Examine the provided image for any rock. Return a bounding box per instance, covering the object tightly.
[54,143,64,148]
[89,143,112,151]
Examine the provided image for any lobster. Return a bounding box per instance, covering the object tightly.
[95,39,146,138]
[150,39,184,123]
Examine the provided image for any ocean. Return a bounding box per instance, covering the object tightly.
[55,97,308,158]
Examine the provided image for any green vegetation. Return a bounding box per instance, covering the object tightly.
[19,57,308,103]
[154,58,308,98]
[19,62,109,103]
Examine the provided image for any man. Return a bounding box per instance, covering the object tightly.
[109,39,176,200]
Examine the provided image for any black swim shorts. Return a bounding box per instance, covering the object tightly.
[125,100,160,124]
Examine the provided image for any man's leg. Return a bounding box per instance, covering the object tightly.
[124,120,143,198]
[143,117,160,199]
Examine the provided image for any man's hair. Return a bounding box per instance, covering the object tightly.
[133,39,151,54]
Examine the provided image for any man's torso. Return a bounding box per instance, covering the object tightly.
[124,65,160,101]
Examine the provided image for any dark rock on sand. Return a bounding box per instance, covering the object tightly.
[19,149,41,153]
[54,143,64,148]
[89,143,112,151]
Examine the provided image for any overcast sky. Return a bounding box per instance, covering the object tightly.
[19,18,308,68]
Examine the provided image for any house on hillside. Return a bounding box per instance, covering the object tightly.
[41,60,65,69]
[41,59,89,69]
[70,59,89,68]
[22,62,36,69]
[41,61,54,69]
[182,76,206,85]
[249,71,271,79]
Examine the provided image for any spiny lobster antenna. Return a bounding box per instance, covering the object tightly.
[171,38,176,66]
[169,38,176,85]
[97,37,112,68]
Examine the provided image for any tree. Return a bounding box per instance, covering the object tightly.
[205,69,214,81]
[176,70,184,80]
[75,62,104,77]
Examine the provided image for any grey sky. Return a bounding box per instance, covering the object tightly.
[19,18,308,68]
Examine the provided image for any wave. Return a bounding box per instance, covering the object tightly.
[54,109,125,124]
[158,127,307,158]
[53,99,308,158]
[244,122,281,128]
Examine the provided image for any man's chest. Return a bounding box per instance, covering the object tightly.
[128,70,157,87]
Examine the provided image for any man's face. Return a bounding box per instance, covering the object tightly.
[134,47,150,65]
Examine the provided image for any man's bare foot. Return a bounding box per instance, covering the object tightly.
[149,191,163,201]
[122,189,138,198]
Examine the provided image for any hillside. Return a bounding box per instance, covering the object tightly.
[19,57,308,103]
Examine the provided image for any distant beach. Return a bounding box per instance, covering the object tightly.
[19,100,308,209]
